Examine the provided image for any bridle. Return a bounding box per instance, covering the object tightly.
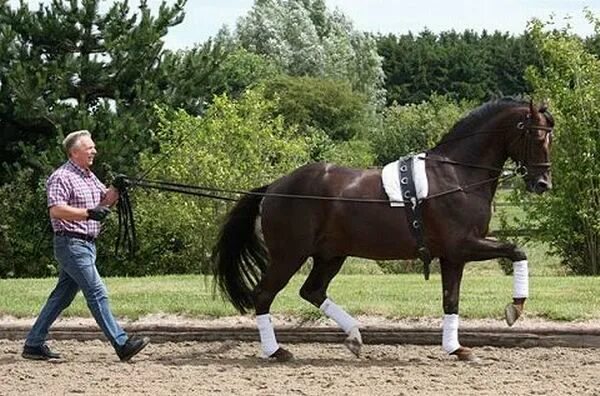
[427,109,554,177]
[510,112,553,177]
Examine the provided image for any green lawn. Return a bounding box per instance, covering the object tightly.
[1,274,599,322]
[0,193,579,322]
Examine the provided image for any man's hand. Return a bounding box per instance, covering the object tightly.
[87,205,111,221]
[100,186,120,208]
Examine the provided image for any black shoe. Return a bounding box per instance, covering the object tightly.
[22,344,61,360]
[116,336,150,362]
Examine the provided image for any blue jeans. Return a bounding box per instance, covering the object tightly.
[25,235,128,348]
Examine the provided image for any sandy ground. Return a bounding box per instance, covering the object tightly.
[1,339,599,396]
[4,314,600,330]
[2,315,600,395]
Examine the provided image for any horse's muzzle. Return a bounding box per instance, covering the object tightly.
[527,177,552,194]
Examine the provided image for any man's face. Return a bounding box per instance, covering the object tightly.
[70,136,97,169]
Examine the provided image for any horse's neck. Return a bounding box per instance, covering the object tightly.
[430,131,507,200]
[432,134,507,169]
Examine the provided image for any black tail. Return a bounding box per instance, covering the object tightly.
[211,185,270,314]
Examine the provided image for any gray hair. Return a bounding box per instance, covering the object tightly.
[63,130,91,155]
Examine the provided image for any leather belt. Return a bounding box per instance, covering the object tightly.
[54,230,96,242]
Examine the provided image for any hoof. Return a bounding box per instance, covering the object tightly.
[505,303,522,327]
[344,327,363,357]
[344,336,362,357]
[450,347,478,362]
[269,347,294,362]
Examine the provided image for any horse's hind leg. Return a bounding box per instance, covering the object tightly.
[254,253,306,362]
[299,256,362,357]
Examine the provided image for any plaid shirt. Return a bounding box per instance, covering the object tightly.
[47,160,107,237]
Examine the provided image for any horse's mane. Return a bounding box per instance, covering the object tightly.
[437,97,529,145]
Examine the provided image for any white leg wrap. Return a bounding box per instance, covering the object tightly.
[320,298,359,334]
[513,260,529,298]
[442,314,461,353]
[256,314,279,357]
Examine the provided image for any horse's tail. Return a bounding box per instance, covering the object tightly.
[211,185,270,314]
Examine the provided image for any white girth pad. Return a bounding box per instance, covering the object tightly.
[381,153,428,207]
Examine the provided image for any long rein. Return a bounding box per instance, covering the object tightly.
[113,121,550,257]
[118,123,542,206]
[119,158,516,204]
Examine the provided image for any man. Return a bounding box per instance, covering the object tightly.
[23,130,149,362]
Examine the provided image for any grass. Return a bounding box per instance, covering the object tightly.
[0,191,575,323]
[1,273,600,322]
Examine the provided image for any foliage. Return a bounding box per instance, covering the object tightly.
[369,94,474,166]
[512,16,600,274]
[260,75,377,166]
[0,169,55,278]
[0,0,257,186]
[0,0,190,183]
[377,30,542,105]
[319,139,375,168]
[236,0,385,106]
[202,45,281,100]
[262,75,373,141]
[105,89,311,276]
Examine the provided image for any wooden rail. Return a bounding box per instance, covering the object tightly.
[2,325,600,348]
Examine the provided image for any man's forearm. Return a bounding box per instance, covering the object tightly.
[49,205,89,221]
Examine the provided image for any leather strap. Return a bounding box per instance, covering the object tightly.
[399,156,432,280]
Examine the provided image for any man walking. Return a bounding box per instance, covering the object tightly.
[23,130,149,362]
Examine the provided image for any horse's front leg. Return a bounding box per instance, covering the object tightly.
[460,238,528,326]
[440,258,475,361]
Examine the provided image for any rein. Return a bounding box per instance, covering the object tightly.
[113,116,552,257]
[113,163,520,257]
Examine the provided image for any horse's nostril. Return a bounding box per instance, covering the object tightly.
[535,180,550,192]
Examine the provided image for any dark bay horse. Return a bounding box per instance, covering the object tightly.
[212,98,554,362]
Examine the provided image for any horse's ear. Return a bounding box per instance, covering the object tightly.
[540,98,549,113]
[529,99,539,116]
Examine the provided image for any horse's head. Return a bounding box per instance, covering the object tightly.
[506,101,554,194]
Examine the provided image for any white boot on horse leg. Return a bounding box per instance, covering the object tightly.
[256,313,293,361]
[443,314,476,362]
[320,298,363,357]
[505,260,528,327]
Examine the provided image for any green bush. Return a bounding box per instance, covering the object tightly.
[512,17,600,274]
[369,94,474,165]
[320,139,376,168]
[110,89,312,276]
[0,169,56,278]
[263,75,374,142]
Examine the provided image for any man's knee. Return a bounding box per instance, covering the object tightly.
[84,281,108,302]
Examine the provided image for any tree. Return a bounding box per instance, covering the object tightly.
[236,0,385,106]
[0,0,244,184]
[376,30,543,105]
[516,16,600,274]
